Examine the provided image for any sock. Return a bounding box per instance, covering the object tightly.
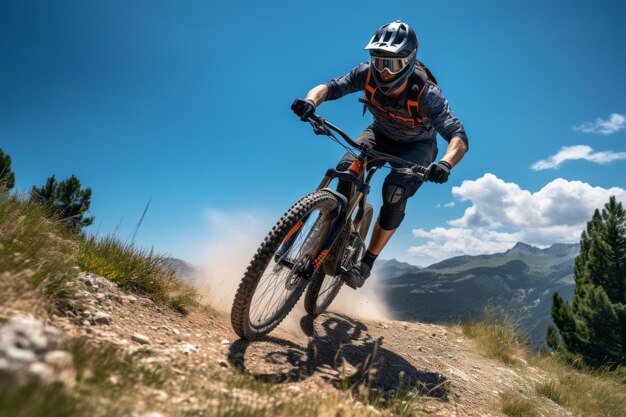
[361,250,378,269]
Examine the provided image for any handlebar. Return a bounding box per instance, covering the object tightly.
[307,114,430,181]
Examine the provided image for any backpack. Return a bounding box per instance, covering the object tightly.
[360,60,438,127]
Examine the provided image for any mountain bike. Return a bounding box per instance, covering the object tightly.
[230,114,430,340]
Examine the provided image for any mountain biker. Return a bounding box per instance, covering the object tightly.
[291,20,468,289]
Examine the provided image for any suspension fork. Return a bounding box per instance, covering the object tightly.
[300,155,370,278]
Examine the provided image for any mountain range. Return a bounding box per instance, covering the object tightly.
[375,242,579,347]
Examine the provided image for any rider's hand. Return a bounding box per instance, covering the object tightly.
[427,160,452,183]
[291,98,316,122]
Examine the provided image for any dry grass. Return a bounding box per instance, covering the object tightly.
[460,320,526,365]
[530,354,626,417]
[499,391,539,417]
[1,194,197,316]
[458,311,626,417]
[77,235,197,314]
[0,194,81,313]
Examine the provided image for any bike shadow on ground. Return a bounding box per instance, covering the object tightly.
[228,313,449,400]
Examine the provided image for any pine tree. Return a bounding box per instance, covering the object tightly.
[0,148,16,191]
[31,175,95,232]
[547,196,626,367]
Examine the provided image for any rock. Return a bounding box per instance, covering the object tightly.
[27,362,54,383]
[44,351,73,369]
[81,310,92,318]
[131,333,151,345]
[0,316,73,390]
[127,295,138,303]
[217,359,228,368]
[287,385,301,394]
[154,390,169,401]
[220,339,229,345]
[93,312,111,325]
[4,346,36,363]
[180,343,198,355]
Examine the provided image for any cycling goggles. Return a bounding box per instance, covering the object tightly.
[371,50,416,75]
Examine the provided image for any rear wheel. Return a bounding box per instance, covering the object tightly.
[304,203,373,316]
[231,190,338,340]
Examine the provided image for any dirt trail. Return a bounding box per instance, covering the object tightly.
[21,272,554,416]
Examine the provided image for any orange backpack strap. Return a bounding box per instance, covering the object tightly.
[360,65,430,127]
[406,69,429,124]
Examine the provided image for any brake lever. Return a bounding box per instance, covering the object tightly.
[395,167,415,178]
[395,165,430,181]
[308,118,331,136]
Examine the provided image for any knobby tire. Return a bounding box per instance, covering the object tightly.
[231,190,339,340]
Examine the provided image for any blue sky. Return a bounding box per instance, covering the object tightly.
[1,0,625,266]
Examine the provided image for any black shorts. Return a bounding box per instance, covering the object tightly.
[337,127,438,197]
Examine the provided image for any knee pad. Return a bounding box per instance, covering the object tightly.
[384,184,405,205]
[379,184,407,230]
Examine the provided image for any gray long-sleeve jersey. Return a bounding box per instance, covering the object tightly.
[324,62,468,148]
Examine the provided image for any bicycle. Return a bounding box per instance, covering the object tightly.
[230,113,431,340]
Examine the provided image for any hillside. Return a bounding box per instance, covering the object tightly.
[378,243,579,346]
[0,272,572,417]
[2,198,623,417]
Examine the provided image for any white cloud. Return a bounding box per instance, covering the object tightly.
[573,113,625,135]
[407,174,626,265]
[531,145,626,170]
[436,201,456,208]
[408,227,520,265]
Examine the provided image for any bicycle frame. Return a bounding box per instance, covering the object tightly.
[278,113,429,281]
[294,148,378,280]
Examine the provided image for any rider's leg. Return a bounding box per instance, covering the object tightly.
[341,139,438,289]
[360,220,397,269]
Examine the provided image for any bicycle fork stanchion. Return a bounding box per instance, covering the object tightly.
[274,212,314,265]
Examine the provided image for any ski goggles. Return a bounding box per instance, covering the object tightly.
[370,50,416,74]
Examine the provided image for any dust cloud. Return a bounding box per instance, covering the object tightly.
[193,209,267,313]
[192,209,393,330]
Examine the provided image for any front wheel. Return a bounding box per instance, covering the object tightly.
[230,190,338,340]
[304,203,373,316]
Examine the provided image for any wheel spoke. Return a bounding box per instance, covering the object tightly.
[248,209,327,327]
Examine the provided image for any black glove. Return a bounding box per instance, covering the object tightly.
[427,160,452,183]
[291,98,316,121]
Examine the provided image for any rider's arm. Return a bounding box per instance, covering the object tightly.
[439,136,468,168]
[421,83,469,168]
[303,62,369,107]
[322,62,370,102]
[304,85,329,107]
